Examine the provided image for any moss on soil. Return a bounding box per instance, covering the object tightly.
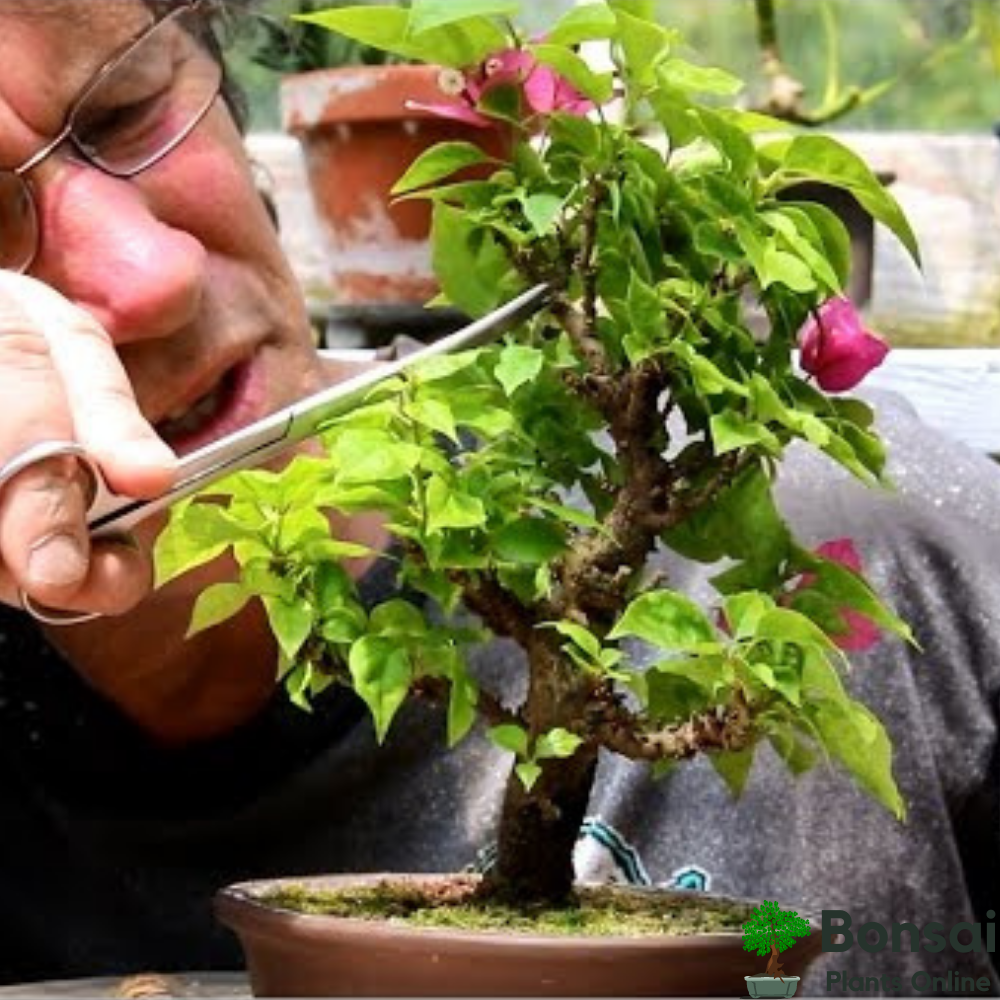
[261,875,755,937]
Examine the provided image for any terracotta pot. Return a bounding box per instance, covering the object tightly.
[215,873,824,997]
[281,65,505,307]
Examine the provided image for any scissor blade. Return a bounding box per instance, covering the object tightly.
[88,283,551,536]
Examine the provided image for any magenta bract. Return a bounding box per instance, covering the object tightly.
[798,297,889,392]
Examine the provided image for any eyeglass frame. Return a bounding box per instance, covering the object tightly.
[0,0,222,274]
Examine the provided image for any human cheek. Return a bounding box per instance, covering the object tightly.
[153,124,279,256]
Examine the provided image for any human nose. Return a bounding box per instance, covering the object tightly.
[28,163,206,342]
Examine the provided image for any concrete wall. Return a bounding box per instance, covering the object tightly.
[842,132,1000,348]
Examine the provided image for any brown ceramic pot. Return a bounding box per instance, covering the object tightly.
[281,65,506,307]
[215,873,823,997]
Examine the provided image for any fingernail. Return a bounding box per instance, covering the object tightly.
[28,532,88,589]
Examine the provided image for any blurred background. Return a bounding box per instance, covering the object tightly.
[229,0,1000,454]
[228,0,1000,132]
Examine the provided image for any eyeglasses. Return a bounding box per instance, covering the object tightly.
[0,0,222,273]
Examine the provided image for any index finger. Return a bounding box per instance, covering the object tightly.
[1,272,177,499]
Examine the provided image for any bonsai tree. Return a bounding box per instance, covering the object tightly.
[743,901,812,979]
[156,0,918,910]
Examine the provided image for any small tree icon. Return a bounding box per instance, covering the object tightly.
[743,901,812,979]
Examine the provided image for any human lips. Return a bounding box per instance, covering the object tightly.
[154,356,267,455]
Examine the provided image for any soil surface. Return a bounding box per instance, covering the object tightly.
[262,874,756,937]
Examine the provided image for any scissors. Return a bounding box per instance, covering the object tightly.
[7,282,551,624]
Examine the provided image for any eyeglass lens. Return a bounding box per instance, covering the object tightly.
[0,4,222,272]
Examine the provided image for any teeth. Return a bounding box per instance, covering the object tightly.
[158,383,226,438]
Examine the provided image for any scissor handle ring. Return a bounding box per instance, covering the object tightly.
[0,440,96,492]
[0,440,103,626]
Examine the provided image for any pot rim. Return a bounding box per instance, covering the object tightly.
[280,64,464,130]
[215,873,817,953]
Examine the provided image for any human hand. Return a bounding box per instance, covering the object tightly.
[0,273,177,619]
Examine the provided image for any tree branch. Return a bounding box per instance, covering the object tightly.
[588,688,755,763]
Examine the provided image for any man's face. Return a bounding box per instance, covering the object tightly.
[0,0,322,456]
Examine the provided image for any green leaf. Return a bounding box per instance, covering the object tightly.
[724,592,776,639]
[241,560,295,601]
[616,8,675,86]
[768,724,817,776]
[622,272,664,363]
[659,57,743,96]
[296,6,413,59]
[645,670,709,722]
[548,113,602,158]
[492,518,566,564]
[696,108,755,180]
[298,6,505,66]
[154,502,252,588]
[392,142,494,196]
[799,549,914,643]
[547,4,618,45]
[425,475,487,532]
[609,590,719,650]
[749,655,802,707]
[516,761,543,791]
[531,43,615,105]
[710,746,755,796]
[781,202,851,292]
[262,595,314,662]
[488,723,528,757]
[544,620,603,661]
[405,396,458,442]
[445,654,479,747]
[330,430,423,484]
[666,465,791,576]
[522,192,565,237]
[348,636,411,743]
[494,344,544,396]
[533,498,603,532]
[535,727,584,760]
[687,353,750,398]
[431,203,515,315]
[763,208,841,294]
[281,661,310,712]
[765,135,921,266]
[759,244,816,293]
[187,582,252,638]
[408,0,519,35]
[755,606,838,652]
[809,689,905,821]
[319,608,366,644]
[369,599,427,637]
[710,412,781,456]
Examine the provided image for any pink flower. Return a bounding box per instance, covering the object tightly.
[407,47,594,128]
[798,297,889,392]
[523,63,593,116]
[791,538,881,652]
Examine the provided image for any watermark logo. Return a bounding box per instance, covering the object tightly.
[742,900,811,998]
[821,910,995,994]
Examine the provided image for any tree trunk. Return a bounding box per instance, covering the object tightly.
[478,633,602,906]
[764,940,786,980]
[486,747,598,905]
